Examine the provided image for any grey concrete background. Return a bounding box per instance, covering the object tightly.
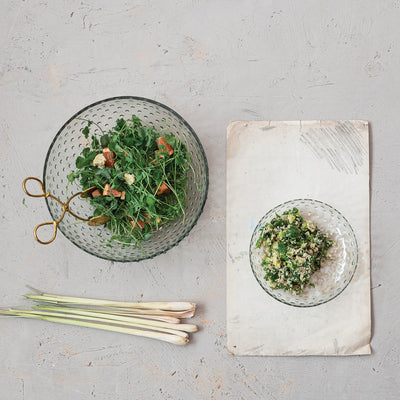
[0,0,398,399]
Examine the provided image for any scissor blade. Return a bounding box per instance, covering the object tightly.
[87,216,110,226]
[80,186,98,198]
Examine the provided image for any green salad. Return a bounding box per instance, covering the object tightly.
[256,207,334,294]
[68,115,191,246]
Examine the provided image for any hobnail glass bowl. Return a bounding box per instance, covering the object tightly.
[43,96,209,262]
[249,199,358,307]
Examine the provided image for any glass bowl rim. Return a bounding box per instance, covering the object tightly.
[249,198,359,307]
[42,96,209,262]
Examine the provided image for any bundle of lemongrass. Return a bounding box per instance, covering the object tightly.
[0,288,197,345]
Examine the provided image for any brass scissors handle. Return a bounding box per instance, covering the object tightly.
[33,221,58,245]
[22,177,95,245]
[22,177,48,198]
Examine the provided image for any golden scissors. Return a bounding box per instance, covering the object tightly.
[22,177,110,245]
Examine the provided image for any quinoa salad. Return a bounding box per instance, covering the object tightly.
[256,207,334,294]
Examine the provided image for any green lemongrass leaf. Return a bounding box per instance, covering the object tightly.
[25,285,43,294]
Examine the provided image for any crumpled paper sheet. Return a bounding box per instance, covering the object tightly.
[226,120,371,356]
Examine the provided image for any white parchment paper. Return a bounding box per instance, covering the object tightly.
[226,120,371,356]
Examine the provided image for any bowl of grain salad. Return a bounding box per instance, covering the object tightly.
[249,199,358,307]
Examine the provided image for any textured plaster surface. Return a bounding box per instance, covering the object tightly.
[0,1,399,399]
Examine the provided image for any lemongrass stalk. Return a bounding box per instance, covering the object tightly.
[89,310,181,324]
[38,307,181,324]
[25,293,195,312]
[0,310,187,345]
[122,314,180,324]
[108,308,196,319]
[0,309,189,339]
[31,305,198,333]
[38,305,194,320]
[82,307,195,319]
[21,309,189,339]
[25,288,196,317]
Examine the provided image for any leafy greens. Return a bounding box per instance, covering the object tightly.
[68,115,191,246]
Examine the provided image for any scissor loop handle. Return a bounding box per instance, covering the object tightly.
[22,177,104,244]
[23,177,48,198]
[33,221,58,245]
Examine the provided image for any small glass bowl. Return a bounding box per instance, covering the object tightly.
[249,199,358,307]
[43,96,209,262]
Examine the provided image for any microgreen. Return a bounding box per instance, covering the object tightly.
[68,115,192,246]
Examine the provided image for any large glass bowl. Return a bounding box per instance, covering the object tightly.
[249,199,358,307]
[43,96,209,262]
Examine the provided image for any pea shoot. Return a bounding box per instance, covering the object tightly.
[68,115,191,246]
